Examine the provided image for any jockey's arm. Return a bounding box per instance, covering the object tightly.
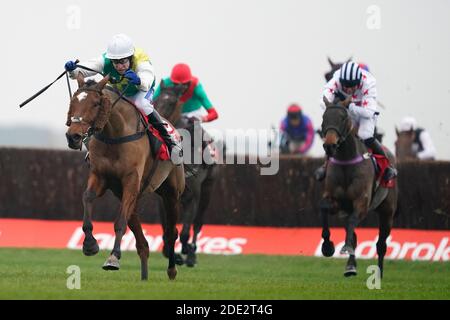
[135,61,156,92]
[320,79,338,112]
[298,117,315,154]
[197,83,218,122]
[69,56,104,79]
[349,82,378,119]
[417,130,437,160]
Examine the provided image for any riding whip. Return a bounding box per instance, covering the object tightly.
[19,59,79,108]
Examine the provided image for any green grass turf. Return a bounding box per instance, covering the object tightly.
[0,248,448,300]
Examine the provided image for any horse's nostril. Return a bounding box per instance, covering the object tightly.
[66,133,82,144]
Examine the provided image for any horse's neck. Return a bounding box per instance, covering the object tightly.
[102,97,139,137]
[334,134,366,161]
[168,108,182,125]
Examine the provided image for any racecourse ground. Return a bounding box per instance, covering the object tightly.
[0,248,448,300]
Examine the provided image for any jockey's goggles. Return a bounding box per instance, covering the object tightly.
[340,79,360,88]
[112,58,130,65]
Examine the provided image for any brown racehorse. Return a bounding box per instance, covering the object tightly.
[320,96,398,278]
[154,80,220,267]
[395,129,418,161]
[65,74,185,281]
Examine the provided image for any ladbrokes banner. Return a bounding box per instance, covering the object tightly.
[0,219,448,261]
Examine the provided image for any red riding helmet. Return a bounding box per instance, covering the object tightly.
[170,63,193,84]
[287,104,302,114]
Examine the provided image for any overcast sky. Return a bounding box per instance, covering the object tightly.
[2,0,449,159]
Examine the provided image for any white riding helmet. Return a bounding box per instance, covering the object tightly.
[399,117,417,132]
[106,34,135,59]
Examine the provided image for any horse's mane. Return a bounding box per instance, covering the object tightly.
[84,79,98,87]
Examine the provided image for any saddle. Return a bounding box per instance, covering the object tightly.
[368,152,396,189]
[136,109,179,161]
[367,152,395,211]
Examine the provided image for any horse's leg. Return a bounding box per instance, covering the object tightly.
[320,197,335,257]
[344,232,358,277]
[187,167,216,267]
[82,173,106,256]
[103,173,139,271]
[376,206,394,279]
[160,178,182,280]
[341,211,359,256]
[180,180,198,255]
[128,213,149,280]
[342,193,369,256]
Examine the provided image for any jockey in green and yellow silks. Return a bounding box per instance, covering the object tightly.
[153,63,219,123]
[64,34,182,164]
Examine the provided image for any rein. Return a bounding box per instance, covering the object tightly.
[72,79,146,146]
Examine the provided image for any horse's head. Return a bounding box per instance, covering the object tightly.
[324,57,351,82]
[153,80,185,124]
[65,74,111,150]
[395,128,417,160]
[321,96,353,157]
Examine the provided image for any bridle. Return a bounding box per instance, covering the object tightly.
[322,106,354,151]
[69,87,106,148]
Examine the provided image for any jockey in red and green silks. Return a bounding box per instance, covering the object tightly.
[153,63,219,123]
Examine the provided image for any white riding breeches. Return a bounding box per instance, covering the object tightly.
[350,112,378,141]
[130,89,154,116]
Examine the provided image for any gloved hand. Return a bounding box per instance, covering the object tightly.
[124,70,141,86]
[65,60,77,72]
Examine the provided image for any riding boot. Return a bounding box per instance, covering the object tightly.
[314,158,328,181]
[148,110,183,165]
[364,137,397,181]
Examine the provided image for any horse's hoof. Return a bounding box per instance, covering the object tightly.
[186,251,197,268]
[344,265,357,277]
[167,267,177,280]
[175,253,184,266]
[321,241,335,257]
[82,241,99,256]
[102,255,120,271]
[340,245,355,255]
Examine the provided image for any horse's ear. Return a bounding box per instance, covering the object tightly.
[323,96,331,108]
[346,56,353,63]
[76,73,85,88]
[97,75,110,90]
[160,79,165,90]
[327,56,335,67]
[395,127,400,137]
[94,95,112,131]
